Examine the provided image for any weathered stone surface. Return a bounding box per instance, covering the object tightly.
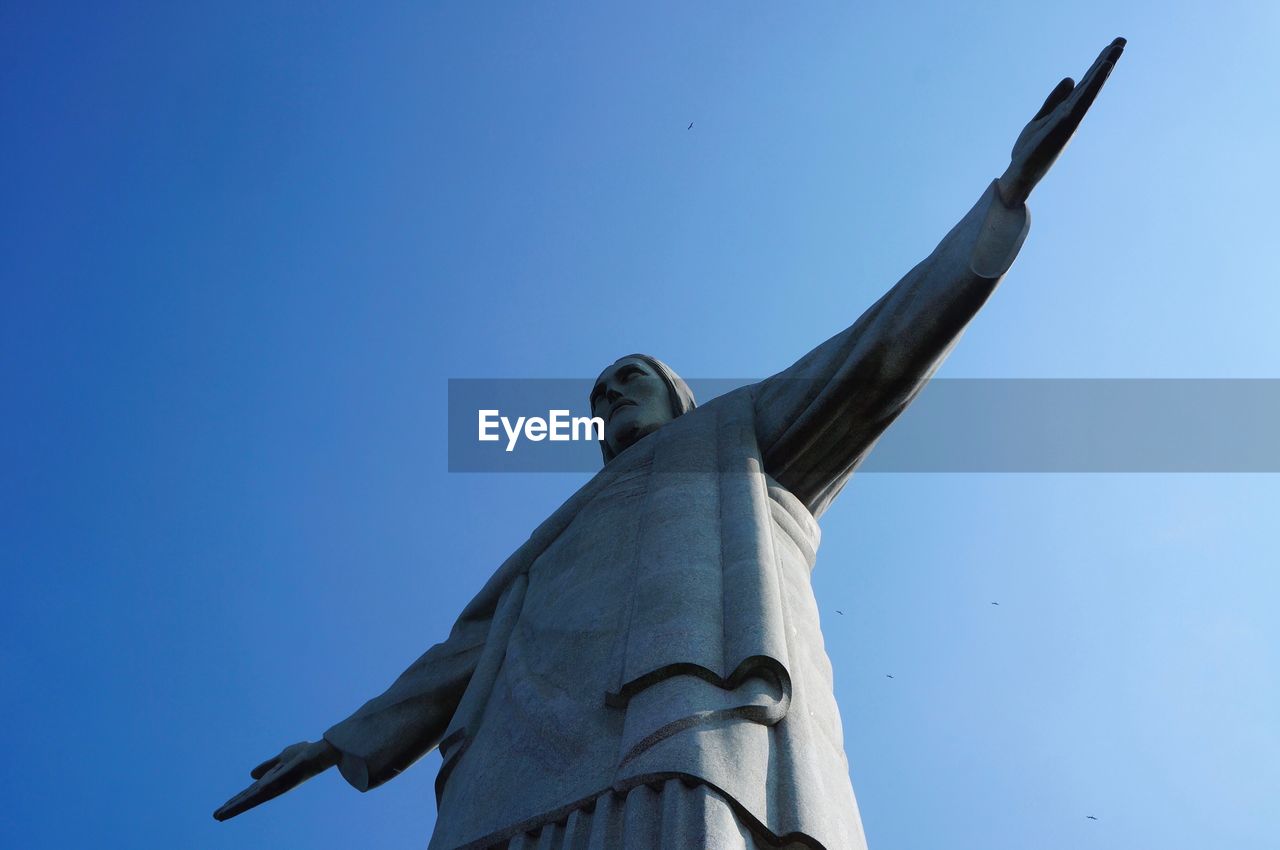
[215,38,1126,850]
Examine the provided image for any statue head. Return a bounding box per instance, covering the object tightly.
[592,354,696,463]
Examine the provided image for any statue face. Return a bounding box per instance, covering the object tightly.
[591,357,675,456]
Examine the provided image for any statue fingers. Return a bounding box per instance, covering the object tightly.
[1068,37,1126,116]
[250,755,281,781]
[213,779,272,821]
[1043,50,1119,151]
[213,761,304,821]
[1079,37,1126,87]
[1056,67,1112,144]
[1033,77,1075,121]
[250,741,312,779]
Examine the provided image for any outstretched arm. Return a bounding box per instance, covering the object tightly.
[755,39,1125,516]
[213,443,584,821]
[213,578,501,820]
[213,621,485,821]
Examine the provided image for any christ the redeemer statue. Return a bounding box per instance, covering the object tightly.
[216,39,1126,850]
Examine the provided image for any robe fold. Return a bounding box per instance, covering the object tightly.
[324,180,1030,849]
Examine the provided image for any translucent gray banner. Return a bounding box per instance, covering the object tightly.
[447,379,1280,472]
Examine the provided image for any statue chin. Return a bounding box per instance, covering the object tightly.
[607,418,666,456]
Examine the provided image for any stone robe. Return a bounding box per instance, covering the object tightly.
[323,181,1030,849]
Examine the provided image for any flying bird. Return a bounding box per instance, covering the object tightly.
[836,610,844,615]
[1086,816,1098,821]
[687,122,694,130]
[991,601,1000,606]
[885,674,894,679]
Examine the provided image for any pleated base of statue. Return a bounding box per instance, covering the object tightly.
[495,778,810,850]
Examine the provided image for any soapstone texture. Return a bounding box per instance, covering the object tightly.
[322,182,1029,850]
[215,39,1126,848]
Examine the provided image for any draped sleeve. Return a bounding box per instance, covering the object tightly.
[753,180,1030,517]
[319,465,609,793]
[321,566,513,791]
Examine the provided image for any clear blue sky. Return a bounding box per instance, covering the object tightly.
[3,3,1278,848]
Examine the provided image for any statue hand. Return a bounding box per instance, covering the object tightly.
[997,37,1126,206]
[213,739,339,821]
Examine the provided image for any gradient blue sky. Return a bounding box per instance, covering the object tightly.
[3,3,1278,849]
